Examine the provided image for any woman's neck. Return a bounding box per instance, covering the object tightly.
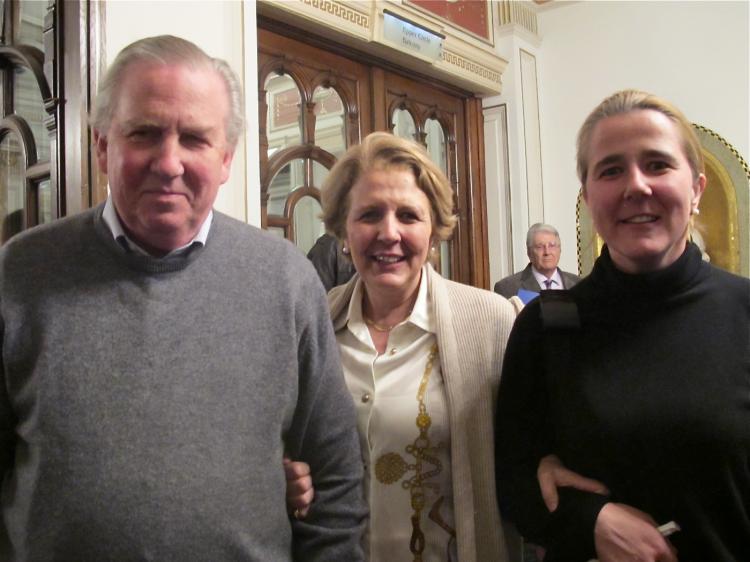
[361,272,422,330]
[608,238,689,274]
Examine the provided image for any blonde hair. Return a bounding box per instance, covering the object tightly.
[576,89,704,189]
[321,132,457,242]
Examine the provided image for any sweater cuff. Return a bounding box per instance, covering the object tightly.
[548,488,609,560]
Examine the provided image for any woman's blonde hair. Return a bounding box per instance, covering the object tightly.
[321,132,457,242]
[576,89,704,190]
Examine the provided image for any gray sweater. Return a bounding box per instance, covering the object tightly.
[0,206,366,561]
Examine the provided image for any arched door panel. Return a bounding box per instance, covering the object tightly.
[259,28,371,249]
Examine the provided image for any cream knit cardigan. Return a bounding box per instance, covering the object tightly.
[329,264,523,562]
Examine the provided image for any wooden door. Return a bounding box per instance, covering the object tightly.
[257,29,371,254]
[257,24,489,288]
[1,0,54,242]
[377,69,483,283]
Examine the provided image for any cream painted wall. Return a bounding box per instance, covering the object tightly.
[535,0,749,273]
[484,104,514,283]
[483,28,544,283]
[102,0,260,225]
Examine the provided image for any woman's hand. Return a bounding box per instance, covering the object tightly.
[594,503,678,562]
[537,454,609,511]
[283,458,314,519]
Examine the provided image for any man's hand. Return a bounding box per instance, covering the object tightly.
[537,454,609,511]
[283,458,314,519]
[594,503,678,562]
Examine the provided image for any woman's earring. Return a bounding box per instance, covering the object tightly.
[691,207,700,216]
[342,245,350,255]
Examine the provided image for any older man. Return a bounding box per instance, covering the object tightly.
[0,36,365,560]
[494,223,580,300]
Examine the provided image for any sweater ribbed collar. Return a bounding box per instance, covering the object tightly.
[92,204,207,274]
[590,242,706,300]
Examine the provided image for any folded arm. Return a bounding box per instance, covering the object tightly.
[496,306,677,561]
[284,279,366,561]
[495,305,609,559]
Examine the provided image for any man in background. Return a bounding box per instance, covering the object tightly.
[494,223,580,301]
[307,232,356,292]
[0,35,365,561]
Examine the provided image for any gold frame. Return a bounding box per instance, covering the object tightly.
[576,124,750,277]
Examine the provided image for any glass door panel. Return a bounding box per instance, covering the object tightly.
[265,73,303,157]
[13,65,49,160]
[267,158,305,216]
[0,132,25,241]
[392,108,416,141]
[313,86,346,156]
[293,195,324,254]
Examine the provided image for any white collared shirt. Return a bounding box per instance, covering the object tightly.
[532,266,564,290]
[337,267,456,561]
[102,195,212,258]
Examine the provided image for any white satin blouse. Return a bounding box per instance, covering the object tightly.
[337,269,456,561]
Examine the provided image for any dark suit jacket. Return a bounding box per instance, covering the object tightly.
[306,233,356,292]
[493,264,580,298]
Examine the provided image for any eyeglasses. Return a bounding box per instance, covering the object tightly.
[532,242,560,251]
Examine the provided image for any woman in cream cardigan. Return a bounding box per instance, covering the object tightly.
[289,132,522,562]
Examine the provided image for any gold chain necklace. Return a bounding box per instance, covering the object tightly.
[363,309,412,333]
[363,315,397,332]
[374,343,442,561]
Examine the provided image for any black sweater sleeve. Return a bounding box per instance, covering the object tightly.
[495,302,608,560]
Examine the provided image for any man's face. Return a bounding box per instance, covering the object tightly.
[528,231,561,277]
[94,61,235,255]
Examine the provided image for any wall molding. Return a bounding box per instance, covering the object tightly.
[259,0,508,95]
[300,0,370,30]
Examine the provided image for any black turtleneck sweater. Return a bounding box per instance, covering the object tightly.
[495,243,749,561]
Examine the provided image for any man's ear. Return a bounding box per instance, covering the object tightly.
[93,129,109,175]
[219,145,236,185]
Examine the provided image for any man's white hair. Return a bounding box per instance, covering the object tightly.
[526,223,560,249]
[90,35,244,147]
